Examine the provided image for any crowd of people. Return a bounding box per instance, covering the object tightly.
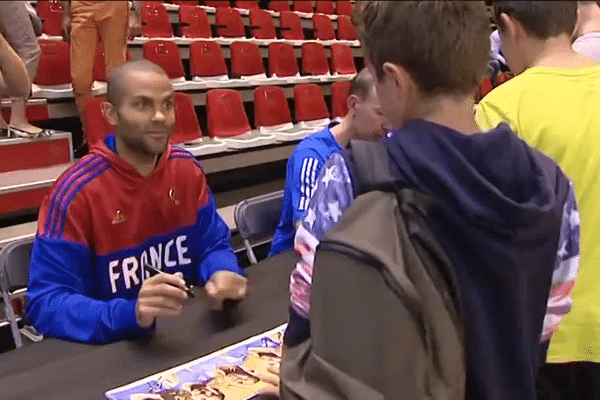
[2,1,600,399]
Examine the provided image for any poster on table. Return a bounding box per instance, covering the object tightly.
[105,324,286,400]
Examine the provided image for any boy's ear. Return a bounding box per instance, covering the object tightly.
[103,101,118,127]
[499,12,521,42]
[347,94,359,115]
[382,61,414,98]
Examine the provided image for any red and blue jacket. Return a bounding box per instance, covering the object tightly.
[26,135,242,343]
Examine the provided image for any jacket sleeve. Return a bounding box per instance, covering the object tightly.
[26,194,151,344]
[289,148,323,223]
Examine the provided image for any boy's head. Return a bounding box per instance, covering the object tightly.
[574,1,600,39]
[493,1,578,74]
[347,68,389,140]
[353,1,490,128]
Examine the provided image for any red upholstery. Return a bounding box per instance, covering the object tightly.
[230,41,265,77]
[34,40,71,86]
[93,43,131,82]
[315,1,335,15]
[37,0,64,36]
[331,80,351,118]
[235,1,260,9]
[85,97,113,147]
[337,1,353,16]
[205,1,231,8]
[249,9,277,39]
[215,7,246,38]
[268,1,290,12]
[313,13,336,40]
[171,92,203,144]
[293,1,313,13]
[331,43,357,75]
[337,15,357,41]
[279,11,304,40]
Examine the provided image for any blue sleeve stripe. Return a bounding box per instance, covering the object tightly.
[56,163,111,239]
[299,157,318,211]
[45,155,102,237]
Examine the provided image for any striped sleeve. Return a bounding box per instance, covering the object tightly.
[297,157,320,212]
[541,182,580,342]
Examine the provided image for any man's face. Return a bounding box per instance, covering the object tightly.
[107,71,175,156]
[352,87,390,140]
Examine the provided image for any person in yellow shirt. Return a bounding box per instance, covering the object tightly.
[475,2,600,399]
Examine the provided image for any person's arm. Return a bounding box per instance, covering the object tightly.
[285,153,354,346]
[0,33,30,97]
[26,194,151,343]
[128,1,143,40]
[289,149,323,224]
[540,182,580,342]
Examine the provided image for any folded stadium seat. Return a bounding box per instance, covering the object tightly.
[230,41,272,84]
[331,43,357,78]
[84,97,114,147]
[179,5,213,39]
[254,85,311,141]
[206,89,276,149]
[37,0,64,38]
[189,40,239,88]
[301,41,332,81]
[279,11,304,43]
[331,80,351,122]
[205,1,231,8]
[32,40,73,99]
[293,1,314,15]
[214,7,246,42]
[312,13,336,42]
[294,83,331,130]
[236,1,259,10]
[92,43,132,95]
[139,1,174,40]
[268,42,311,83]
[248,9,278,44]
[337,15,358,43]
[143,40,200,90]
[336,1,353,16]
[268,1,290,12]
[171,1,199,6]
[315,1,335,15]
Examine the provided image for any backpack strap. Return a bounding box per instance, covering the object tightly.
[342,140,395,195]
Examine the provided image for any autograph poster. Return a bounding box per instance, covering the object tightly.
[105,324,286,400]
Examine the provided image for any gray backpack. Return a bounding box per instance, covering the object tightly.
[280,141,466,400]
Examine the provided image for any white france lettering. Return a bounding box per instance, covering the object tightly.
[140,251,150,280]
[176,235,191,265]
[122,256,140,289]
[149,244,162,270]
[164,239,177,268]
[109,260,121,294]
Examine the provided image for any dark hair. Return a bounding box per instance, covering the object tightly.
[493,1,577,39]
[350,68,377,100]
[353,1,490,96]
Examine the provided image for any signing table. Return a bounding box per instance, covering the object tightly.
[0,251,298,400]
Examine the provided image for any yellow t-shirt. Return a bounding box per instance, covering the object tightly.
[476,65,600,363]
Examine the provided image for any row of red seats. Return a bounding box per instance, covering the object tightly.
[34,39,357,87]
[173,1,354,16]
[85,83,352,146]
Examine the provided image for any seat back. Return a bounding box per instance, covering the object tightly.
[85,97,113,147]
[234,190,284,264]
[236,1,259,9]
[331,43,357,75]
[249,9,276,40]
[141,1,174,38]
[171,92,203,144]
[215,7,246,38]
[268,1,290,12]
[301,42,329,76]
[315,1,335,15]
[293,0,313,13]
[93,43,132,82]
[37,0,64,36]
[254,86,292,128]
[279,11,304,40]
[337,15,357,41]
[189,41,229,78]
[179,5,212,38]
[34,40,71,86]
[313,13,336,40]
[331,80,351,119]
[336,1,353,16]
[206,89,252,137]
[143,40,186,80]
[294,83,329,122]
[268,42,299,77]
[231,41,265,77]
[205,0,231,7]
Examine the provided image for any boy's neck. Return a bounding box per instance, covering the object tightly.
[330,116,356,148]
[414,95,479,135]
[527,35,598,69]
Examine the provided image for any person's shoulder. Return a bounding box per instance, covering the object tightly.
[293,127,337,160]
[49,154,111,200]
[168,146,206,174]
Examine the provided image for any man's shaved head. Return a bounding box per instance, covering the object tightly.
[107,60,169,106]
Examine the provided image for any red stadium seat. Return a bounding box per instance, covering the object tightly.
[141,1,173,38]
[93,43,132,82]
[315,1,335,15]
[171,92,203,144]
[189,41,229,79]
[313,13,336,40]
[171,1,199,5]
[331,43,357,75]
[143,40,185,80]
[236,1,259,9]
[268,1,290,12]
[85,97,113,147]
[34,40,71,86]
[230,41,266,78]
[331,80,351,119]
[254,86,292,128]
[301,42,329,76]
[249,9,277,40]
[215,7,246,38]
[268,42,299,78]
[37,0,64,37]
[294,83,329,123]
[279,11,304,40]
[293,1,313,13]
[337,1,353,16]
[206,89,252,137]
[337,15,357,41]
[205,1,231,8]
[179,5,212,38]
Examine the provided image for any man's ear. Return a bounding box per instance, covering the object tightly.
[346,94,359,115]
[103,101,118,126]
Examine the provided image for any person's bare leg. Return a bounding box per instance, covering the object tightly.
[9,97,41,135]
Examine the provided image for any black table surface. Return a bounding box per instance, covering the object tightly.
[0,251,298,400]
